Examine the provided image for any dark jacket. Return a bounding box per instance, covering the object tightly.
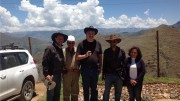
[42,43,65,77]
[103,46,126,74]
[125,57,146,82]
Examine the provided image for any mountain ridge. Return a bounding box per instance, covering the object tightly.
[5,28,147,41]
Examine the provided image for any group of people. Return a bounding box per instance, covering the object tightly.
[42,26,146,101]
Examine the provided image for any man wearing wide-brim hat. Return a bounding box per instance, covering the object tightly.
[42,32,68,101]
[102,34,126,101]
[76,26,102,101]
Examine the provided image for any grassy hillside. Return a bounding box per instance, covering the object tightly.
[93,26,180,77]
[132,26,180,77]
[0,32,50,67]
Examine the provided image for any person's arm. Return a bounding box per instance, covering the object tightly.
[42,47,53,80]
[75,42,92,60]
[98,43,103,73]
[75,51,91,61]
[102,50,107,80]
[98,54,102,73]
[125,58,131,82]
[135,59,146,82]
[121,49,126,79]
[121,49,126,66]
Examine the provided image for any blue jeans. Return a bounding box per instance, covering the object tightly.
[127,81,143,101]
[81,65,99,101]
[103,74,123,101]
[46,74,62,101]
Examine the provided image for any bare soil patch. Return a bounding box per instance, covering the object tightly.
[31,82,46,101]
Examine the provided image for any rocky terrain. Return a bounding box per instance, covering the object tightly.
[78,83,180,101]
[33,83,180,101]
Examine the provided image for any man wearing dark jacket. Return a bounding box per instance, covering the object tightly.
[42,32,68,101]
[102,34,126,101]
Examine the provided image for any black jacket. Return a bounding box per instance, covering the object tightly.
[42,43,65,77]
[125,57,146,82]
[103,46,126,74]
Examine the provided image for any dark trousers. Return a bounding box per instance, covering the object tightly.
[81,65,99,101]
[46,74,62,101]
[103,74,123,101]
[127,81,143,101]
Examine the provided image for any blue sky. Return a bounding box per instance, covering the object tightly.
[0,0,179,32]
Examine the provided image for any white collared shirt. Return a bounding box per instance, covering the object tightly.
[130,58,137,79]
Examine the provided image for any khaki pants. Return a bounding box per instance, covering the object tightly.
[63,72,80,101]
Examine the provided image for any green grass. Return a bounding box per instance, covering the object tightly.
[98,75,180,84]
[144,76,180,84]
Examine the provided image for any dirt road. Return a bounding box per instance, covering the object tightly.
[31,82,46,101]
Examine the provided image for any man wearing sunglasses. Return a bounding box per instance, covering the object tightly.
[63,35,80,101]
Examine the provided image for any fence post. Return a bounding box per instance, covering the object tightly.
[28,37,32,55]
[156,30,160,77]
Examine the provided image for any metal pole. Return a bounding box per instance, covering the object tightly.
[28,37,32,55]
[156,30,160,77]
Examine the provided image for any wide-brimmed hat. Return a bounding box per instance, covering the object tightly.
[84,26,98,35]
[44,80,56,90]
[51,32,68,43]
[106,34,121,43]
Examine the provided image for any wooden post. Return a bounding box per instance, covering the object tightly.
[156,30,160,77]
[28,37,32,55]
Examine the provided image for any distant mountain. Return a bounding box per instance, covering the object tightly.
[3,21,180,41]
[0,33,49,47]
[7,28,144,41]
[172,21,180,29]
[0,33,49,62]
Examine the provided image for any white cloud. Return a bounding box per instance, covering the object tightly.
[144,9,150,16]
[0,0,169,32]
[100,15,168,28]
[0,6,22,32]
[18,0,104,31]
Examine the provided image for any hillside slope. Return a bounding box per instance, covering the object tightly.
[0,33,50,65]
[94,26,180,77]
